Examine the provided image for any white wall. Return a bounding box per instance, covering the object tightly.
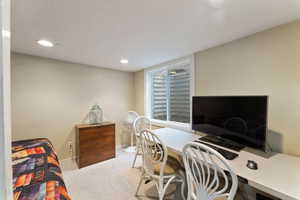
[11,53,135,159]
[0,0,12,198]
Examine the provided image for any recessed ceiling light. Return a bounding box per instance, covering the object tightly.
[37,39,54,47]
[208,0,224,8]
[120,59,128,64]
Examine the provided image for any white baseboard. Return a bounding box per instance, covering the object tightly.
[60,156,76,164]
[116,144,123,151]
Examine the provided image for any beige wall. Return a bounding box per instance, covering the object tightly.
[195,19,300,156]
[134,70,145,116]
[134,19,300,157]
[11,53,134,159]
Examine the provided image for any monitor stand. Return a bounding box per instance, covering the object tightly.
[199,135,245,152]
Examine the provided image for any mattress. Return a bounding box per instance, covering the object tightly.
[12,138,71,200]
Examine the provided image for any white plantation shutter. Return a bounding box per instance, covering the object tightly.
[150,60,191,123]
[151,70,167,120]
[169,64,190,123]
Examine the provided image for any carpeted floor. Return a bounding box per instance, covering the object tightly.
[61,151,178,200]
[61,151,255,200]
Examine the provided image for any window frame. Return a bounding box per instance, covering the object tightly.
[145,55,195,131]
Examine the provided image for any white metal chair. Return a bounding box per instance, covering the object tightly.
[132,116,151,168]
[124,111,139,152]
[135,129,185,200]
[182,142,238,200]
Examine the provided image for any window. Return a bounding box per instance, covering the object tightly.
[146,57,194,127]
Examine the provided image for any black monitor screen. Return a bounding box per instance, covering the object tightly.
[192,96,268,151]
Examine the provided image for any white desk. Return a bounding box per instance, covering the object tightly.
[153,128,300,200]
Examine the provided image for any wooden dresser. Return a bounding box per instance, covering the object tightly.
[75,122,116,168]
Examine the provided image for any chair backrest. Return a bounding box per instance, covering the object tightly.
[126,111,139,124]
[182,142,238,200]
[140,129,168,178]
[133,116,151,136]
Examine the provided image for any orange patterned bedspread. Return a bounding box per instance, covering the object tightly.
[12,138,71,200]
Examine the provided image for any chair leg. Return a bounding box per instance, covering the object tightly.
[132,144,142,168]
[180,180,186,200]
[132,151,138,168]
[135,174,145,197]
[159,176,177,200]
[159,194,164,200]
[158,187,164,200]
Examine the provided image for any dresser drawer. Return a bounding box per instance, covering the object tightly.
[80,136,115,154]
[79,127,114,142]
[79,150,115,167]
[80,125,114,136]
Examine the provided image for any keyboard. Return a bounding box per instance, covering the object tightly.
[199,136,244,152]
[194,140,239,160]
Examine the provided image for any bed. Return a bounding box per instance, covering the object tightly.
[12,138,71,200]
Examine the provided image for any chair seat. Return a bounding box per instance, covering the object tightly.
[154,155,183,175]
[168,150,183,165]
[215,196,227,200]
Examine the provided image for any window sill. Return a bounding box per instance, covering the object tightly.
[150,119,192,132]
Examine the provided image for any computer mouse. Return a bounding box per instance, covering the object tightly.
[247,160,258,170]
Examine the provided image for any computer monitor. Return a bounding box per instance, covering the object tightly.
[192,96,268,151]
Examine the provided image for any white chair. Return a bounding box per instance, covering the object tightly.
[124,111,139,152]
[135,129,185,200]
[182,142,238,200]
[132,116,151,168]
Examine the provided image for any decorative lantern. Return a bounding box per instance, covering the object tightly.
[88,104,103,124]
